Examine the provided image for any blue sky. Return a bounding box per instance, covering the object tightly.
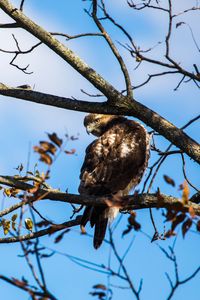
[0,0,199,299]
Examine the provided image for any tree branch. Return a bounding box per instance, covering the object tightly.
[0,217,82,244]
[0,275,58,300]
[0,0,120,100]
[92,0,133,97]
[0,175,199,216]
[0,83,199,164]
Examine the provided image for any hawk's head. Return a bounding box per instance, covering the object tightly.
[84,114,120,136]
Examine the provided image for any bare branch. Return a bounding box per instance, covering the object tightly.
[92,0,133,97]
[0,216,82,244]
[0,275,58,300]
[181,153,200,192]
[50,31,103,40]
[165,247,200,300]
[109,229,141,299]
[132,71,179,90]
[0,35,42,74]
[19,0,25,11]
[0,0,120,99]
[0,22,19,28]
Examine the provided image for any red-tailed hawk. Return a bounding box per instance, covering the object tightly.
[79,114,151,249]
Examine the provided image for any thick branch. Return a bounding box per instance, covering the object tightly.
[0,175,199,216]
[0,83,199,164]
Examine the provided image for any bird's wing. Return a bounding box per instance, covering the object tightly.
[79,120,149,196]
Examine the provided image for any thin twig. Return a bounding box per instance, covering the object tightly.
[92,0,133,97]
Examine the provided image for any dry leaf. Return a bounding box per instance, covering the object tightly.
[128,214,141,231]
[163,175,175,187]
[3,188,20,197]
[171,213,186,231]
[2,219,10,235]
[47,132,63,147]
[182,218,192,238]
[182,181,190,205]
[164,229,176,238]
[93,284,107,290]
[40,141,57,155]
[39,153,53,165]
[25,218,33,232]
[188,206,196,218]
[65,149,76,155]
[12,278,27,288]
[11,214,18,222]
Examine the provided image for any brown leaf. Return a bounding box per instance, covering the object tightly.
[170,201,184,212]
[47,133,63,147]
[33,146,46,154]
[179,184,184,190]
[11,214,18,222]
[65,149,76,155]
[188,206,196,218]
[12,278,27,288]
[12,221,17,231]
[39,141,57,155]
[3,188,20,197]
[25,218,33,232]
[28,181,41,194]
[182,181,190,205]
[182,218,192,238]
[2,219,10,235]
[39,153,53,165]
[54,233,64,244]
[127,212,141,231]
[171,213,186,231]
[165,209,177,221]
[163,175,175,187]
[164,229,176,238]
[93,284,107,291]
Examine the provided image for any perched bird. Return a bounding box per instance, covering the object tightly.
[79,114,151,249]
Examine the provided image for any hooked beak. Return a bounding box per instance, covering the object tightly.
[86,128,90,135]
[86,125,92,135]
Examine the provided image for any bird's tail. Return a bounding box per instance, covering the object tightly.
[81,206,119,249]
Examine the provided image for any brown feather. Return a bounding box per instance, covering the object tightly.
[79,115,151,248]
[93,210,108,249]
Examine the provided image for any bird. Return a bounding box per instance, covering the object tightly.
[79,113,151,249]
